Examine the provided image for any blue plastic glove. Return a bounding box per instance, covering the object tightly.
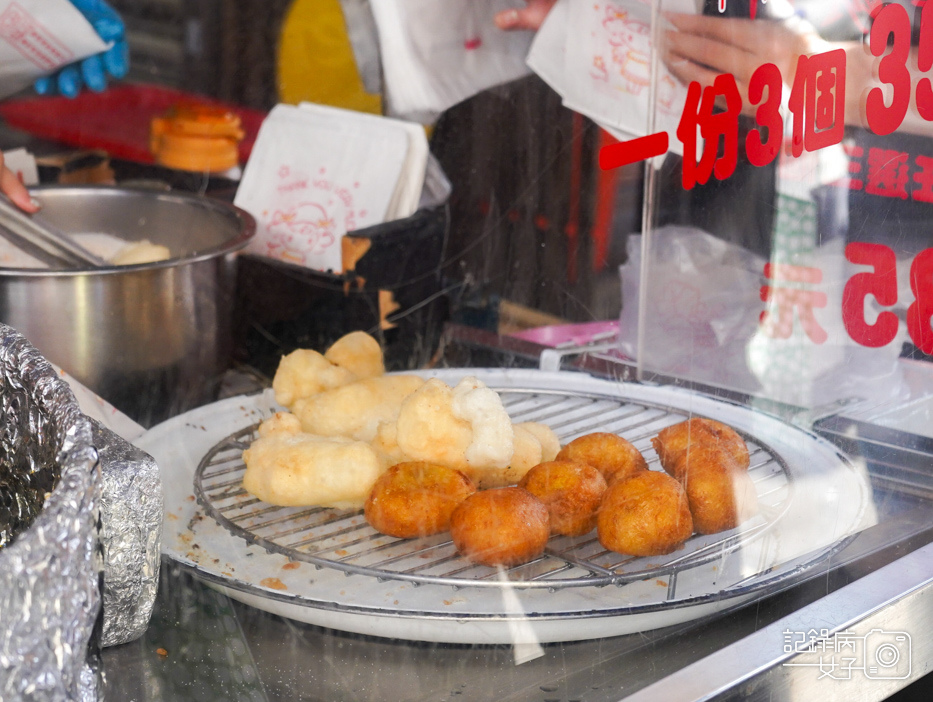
[34,0,129,98]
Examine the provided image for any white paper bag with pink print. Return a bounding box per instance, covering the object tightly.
[0,0,108,98]
[528,1,640,145]
[235,104,410,273]
[297,102,428,222]
[525,0,568,99]
[371,0,534,122]
[530,0,697,156]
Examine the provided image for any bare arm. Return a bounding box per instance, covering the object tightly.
[494,0,557,31]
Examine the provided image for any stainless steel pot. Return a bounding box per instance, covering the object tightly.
[0,186,255,426]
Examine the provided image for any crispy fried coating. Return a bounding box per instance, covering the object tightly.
[272,349,356,408]
[499,423,550,487]
[256,411,302,438]
[451,377,515,469]
[271,332,386,408]
[371,421,409,465]
[516,422,561,462]
[518,460,608,536]
[679,447,759,534]
[291,375,425,442]
[394,377,515,487]
[324,330,385,380]
[556,432,648,484]
[449,487,550,567]
[651,417,750,479]
[364,462,477,538]
[394,378,473,465]
[597,471,694,557]
[502,423,542,484]
[242,432,386,509]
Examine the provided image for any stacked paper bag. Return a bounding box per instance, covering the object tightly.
[234,103,430,273]
[371,0,534,122]
[528,0,699,154]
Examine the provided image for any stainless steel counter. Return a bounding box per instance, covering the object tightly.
[100,499,933,701]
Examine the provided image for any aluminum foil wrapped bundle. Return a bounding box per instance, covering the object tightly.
[93,421,162,647]
[0,324,102,701]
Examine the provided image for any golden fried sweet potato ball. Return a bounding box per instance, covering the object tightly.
[449,487,550,567]
[364,462,477,539]
[651,417,750,479]
[518,460,607,536]
[556,432,648,484]
[597,471,693,557]
[678,447,759,535]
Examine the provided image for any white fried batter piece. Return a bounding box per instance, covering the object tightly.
[323,330,385,380]
[371,421,409,466]
[514,422,560,462]
[272,331,385,408]
[242,432,386,509]
[272,349,356,408]
[394,376,515,487]
[257,412,303,438]
[452,377,514,469]
[291,375,425,442]
[394,379,472,466]
[505,422,562,486]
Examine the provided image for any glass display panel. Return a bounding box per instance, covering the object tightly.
[1,1,933,700]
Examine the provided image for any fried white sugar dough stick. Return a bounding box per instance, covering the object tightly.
[449,487,550,566]
[597,471,694,557]
[678,446,759,535]
[651,417,750,479]
[371,421,408,466]
[256,411,302,437]
[490,421,562,487]
[364,462,477,538]
[556,432,648,484]
[394,376,514,488]
[323,330,384,380]
[242,432,386,509]
[519,460,607,536]
[513,422,561,465]
[272,349,357,408]
[291,375,425,442]
[271,331,385,408]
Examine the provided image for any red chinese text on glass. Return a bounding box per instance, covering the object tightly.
[600,2,933,182]
[760,263,828,344]
[766,244,933,355]
[676,73,741,189]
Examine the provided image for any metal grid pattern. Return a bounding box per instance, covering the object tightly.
[194,388,792,590]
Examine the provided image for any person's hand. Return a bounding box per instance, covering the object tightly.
[662,13,828,116]
[34,0,129,98]
[0,154,37,213]
[494,0,558,31]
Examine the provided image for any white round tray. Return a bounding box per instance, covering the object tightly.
[140,369,873,644]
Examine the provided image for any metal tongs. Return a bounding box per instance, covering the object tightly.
[0,194,108,268]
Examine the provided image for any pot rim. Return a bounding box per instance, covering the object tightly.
[0,185,256,277]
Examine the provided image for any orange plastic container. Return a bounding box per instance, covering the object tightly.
[150,103,245,173]
[0,85,264,166]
